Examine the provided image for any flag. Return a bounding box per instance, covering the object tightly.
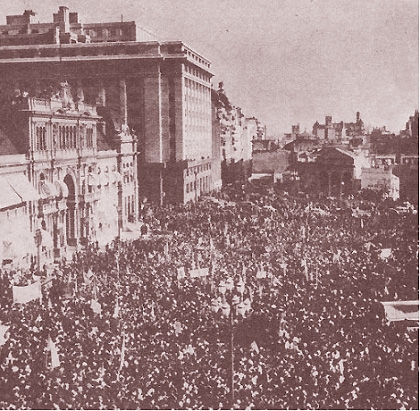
[119,334,126,373]
[174,321,182,336]
[333,250,342,263]
[177,266,186,280]
[113,298,120,319]
[189,267,209,278]
[13,282,42,304]
[47,335,60,369]
[256,263,267,279]
[280,262,287,276]
[301,259,309,281]
[84,269,94,285]
[91,299,102,315]
[0,323,10,347]
[150,302,156,320]
[251,341,259,354]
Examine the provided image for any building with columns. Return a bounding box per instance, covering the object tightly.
[0,82,137,267]
[0,6,215,205]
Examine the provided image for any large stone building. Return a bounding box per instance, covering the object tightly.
[0,6,215,205]
[312,112,365,142]
[0,83,137,267]
[212,83,254,185]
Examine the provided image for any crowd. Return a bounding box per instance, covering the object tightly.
[0,186,418,410]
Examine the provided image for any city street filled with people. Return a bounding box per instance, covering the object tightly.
[0,186,418,410]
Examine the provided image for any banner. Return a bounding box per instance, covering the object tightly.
[0,323,10,346]
[381,301,419,322]
[13,281,42,304]
[189,267,209,278]
[47,335,60,369]
[379,248,392,260]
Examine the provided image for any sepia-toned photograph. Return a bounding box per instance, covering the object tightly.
[0,0,418,409]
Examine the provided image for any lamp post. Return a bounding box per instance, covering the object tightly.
[211,276,252,409]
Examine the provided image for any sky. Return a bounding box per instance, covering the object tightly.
[0,0,418,135]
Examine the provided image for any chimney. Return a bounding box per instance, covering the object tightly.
[54,6,70,33]
[325,116,332,127]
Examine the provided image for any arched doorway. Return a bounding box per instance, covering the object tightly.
[64,175,77,246]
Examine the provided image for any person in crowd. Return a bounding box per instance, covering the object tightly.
[0,187,418,410]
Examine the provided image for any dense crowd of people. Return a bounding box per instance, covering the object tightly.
[0,186,418,409]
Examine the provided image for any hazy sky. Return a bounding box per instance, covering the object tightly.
[1,0,418,135]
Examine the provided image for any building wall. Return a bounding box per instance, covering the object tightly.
[253,150,290,175]
[0,9,214,206]
[0,91,137,265]
[361,168,400,200]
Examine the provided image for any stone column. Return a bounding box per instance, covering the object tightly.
[119,79,128,126]
[144,71,162,163]
[76,79,84,105]
[97,80,106,107]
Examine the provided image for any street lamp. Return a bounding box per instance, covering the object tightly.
[212,276,252,409]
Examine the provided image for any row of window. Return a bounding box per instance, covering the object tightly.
[35,124,95,151]
[84,26,132,38]
[186,163,211,177]
[185,175,211,194]
[184,77,211,94]
[125,195,135,219]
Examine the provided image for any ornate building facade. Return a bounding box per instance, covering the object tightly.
[0,83,137,267]
[0,6,215,205]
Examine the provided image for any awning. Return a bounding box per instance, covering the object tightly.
[381,301,419,322]
[0,176,22,209]
[54,180,69,198]
[39,180,58,199]
[5,174,40,202]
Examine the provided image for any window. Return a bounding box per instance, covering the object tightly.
[36,126,47,150]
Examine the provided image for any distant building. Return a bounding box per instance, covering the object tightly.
[252,149,290,176]
[313,147,370,196]
[213,83,255,185]
[361,168,400,200]
[312,112,365,142]
[0,6,136,46]
[401,110,419,139]
[0,6,215,206]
